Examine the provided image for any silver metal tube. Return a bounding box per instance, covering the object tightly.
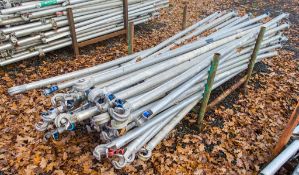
[138,101,198,160]
[7,51,142,95]
[260,140,299,175]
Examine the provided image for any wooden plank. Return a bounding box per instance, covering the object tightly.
[78,29,126,48]
[207,76,247,111]
[66,8,80,58]
[123,0,129,31]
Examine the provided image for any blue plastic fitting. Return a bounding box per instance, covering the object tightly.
[142,110,153,119]
[108,94,116,101]
[52,131,59,140]
[115,99,125,108]
[67,123,76,131]
[97,98,105,104]
[43,85,59,96]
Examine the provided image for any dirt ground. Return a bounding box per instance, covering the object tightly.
[0,0,298,174]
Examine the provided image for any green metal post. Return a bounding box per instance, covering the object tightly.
[244,26,266,93]
[197,53,221,127]
[128,22,134,54]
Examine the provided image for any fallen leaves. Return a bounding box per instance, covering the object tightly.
[40,158,47,169]
[0,0,298,174]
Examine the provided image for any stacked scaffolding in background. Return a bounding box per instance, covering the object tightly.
[0,0,169,66]
[8,11,289,169]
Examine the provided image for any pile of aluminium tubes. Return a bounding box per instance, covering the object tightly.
[8,11,289,169]
[0,0,168,66]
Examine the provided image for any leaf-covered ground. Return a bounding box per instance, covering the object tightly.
[0,0,298,174]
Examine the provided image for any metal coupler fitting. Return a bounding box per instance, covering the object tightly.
[108,105,130,122]
[44,85,59,96]
[88,88,109,112]
[73,78,95,93]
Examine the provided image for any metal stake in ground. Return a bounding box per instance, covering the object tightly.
[67,8,80,58]
[197,53,220,128]
[128,22,134,54]
[273,102,299,156]
[244,26,266,94]
[182,2,188,30]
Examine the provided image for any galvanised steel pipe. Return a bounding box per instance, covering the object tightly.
[2,9,157,51]
[117,59,250,129]
[71,2,166,34]
[137,11,221,59]
[42,5,158,42]
[138,101,198,161]
[139,41,277,119]
[0,0,66,15]
[137,50,278,126]
[17,4,62,14]
[0,0,166,50]
[52,25,262,93]
[27,0,119,19]
[6,27,152,94]
[180,51,278,101]
[212,13,288,42]
[12,1,160,37]
[144,15,268,64]
[113,47,221,100]
[101,40,232,97]
[7,49,146,95]
[215,16,240,30]
[177,11,237,41]
[260,140,299,175]
[112,38,272,102]
[113,47,264,125]
[215,13,269,36]
[126,50,278,129]
[72,44,234,102]
[112,111,178,169]
[5,13,284,95]
[149,11,230,57]
[8,23,282,69]
[5,13,288,143]
[1,10,288,168]
[34,21,258,133]
[136,71,246,161]
[2,0,131,18]
[43,48,278,144]
[1,0,165,44]
[60,27,282,115]
[94,64,157,89]
[95,64,250,162]
[93,90,204,160]
[2,7,121,38]
[220,14,250,31]
[124,33,256,112]
[154,11,237,54]
[292,164,299,175]
[47,13,231,91]
[0,8,123,47]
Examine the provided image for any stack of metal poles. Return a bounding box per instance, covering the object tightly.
[8,11,289,169]
[0,0,169,65]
